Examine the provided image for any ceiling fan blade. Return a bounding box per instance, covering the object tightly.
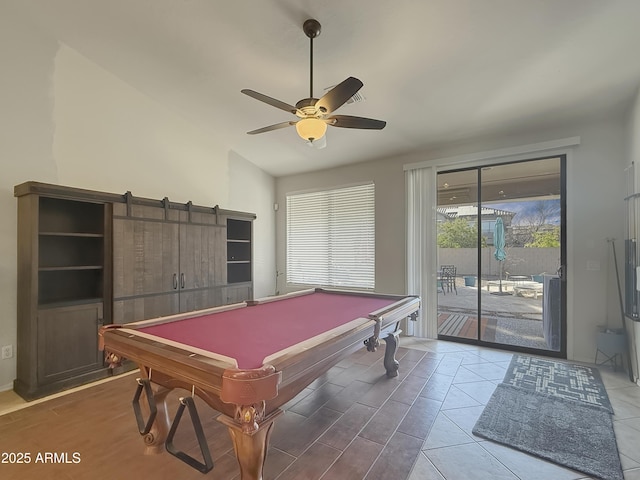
[315,77,363,114]
[326,115,386,130]
[247,121,296,135]
[241,89,299,115]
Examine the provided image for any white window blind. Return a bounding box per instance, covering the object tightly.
[286,183,375,289]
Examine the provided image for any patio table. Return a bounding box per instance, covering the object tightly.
[513,282,544,299]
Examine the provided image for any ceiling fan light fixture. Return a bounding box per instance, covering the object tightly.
[296,117,327,142]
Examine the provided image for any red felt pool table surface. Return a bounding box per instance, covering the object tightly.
[136,290,398,369]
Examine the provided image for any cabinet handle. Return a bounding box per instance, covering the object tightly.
[181,273,185,289]
[173,273,178,290]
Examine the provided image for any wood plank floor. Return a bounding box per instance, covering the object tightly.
[437,313,496,341]
[0,345,443,480]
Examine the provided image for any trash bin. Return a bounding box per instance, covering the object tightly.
[595,326,627,370]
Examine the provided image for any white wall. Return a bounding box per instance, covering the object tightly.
[52,45,230,204]
[0,6,275,390]
[276,117,628,365]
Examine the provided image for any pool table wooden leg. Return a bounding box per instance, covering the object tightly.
[383,330,401,377]
[218,410,282,480]
[141,385,173,455]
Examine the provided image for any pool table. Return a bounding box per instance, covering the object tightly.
[99,288,420,480]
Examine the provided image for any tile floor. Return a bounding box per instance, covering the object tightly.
[1,338,639,480]
[402,338,640,480]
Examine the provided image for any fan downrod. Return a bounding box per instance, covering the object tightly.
[303,19,321,39]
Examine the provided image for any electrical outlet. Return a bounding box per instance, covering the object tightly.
[1,345,13,360]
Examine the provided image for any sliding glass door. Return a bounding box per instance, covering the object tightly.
[436,156,566,356]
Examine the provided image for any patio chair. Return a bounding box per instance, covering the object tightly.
[440,265,457,295]
[531,273,545,283]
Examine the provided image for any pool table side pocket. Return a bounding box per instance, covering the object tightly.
[221,366,281,408]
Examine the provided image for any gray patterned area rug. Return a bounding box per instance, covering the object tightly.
[503,354,613,412]
[473,355,623,480]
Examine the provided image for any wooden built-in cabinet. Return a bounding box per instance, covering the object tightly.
[112,197,230,323]
[14,182,255,399]
[14,183,117,400]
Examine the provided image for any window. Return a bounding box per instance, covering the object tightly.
[286,183,375,289]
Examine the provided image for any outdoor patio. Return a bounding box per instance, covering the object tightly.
[437,276,552,350]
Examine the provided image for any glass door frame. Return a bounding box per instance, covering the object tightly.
[436,154,567,359]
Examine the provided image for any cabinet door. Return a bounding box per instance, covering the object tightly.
[179,288,223,313]
[37,303,103,384]
[179,222,225,289]
[113,294,179,324]
[223,285,252,305]
[179,222,224,312]
[113,216,179,322]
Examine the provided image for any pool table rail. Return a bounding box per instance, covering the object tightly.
[262,317,376,408]
[369,295,421,323]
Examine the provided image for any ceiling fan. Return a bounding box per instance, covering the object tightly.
[241,19,386,145]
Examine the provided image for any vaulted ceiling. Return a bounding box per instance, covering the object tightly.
[13,0,640,176]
